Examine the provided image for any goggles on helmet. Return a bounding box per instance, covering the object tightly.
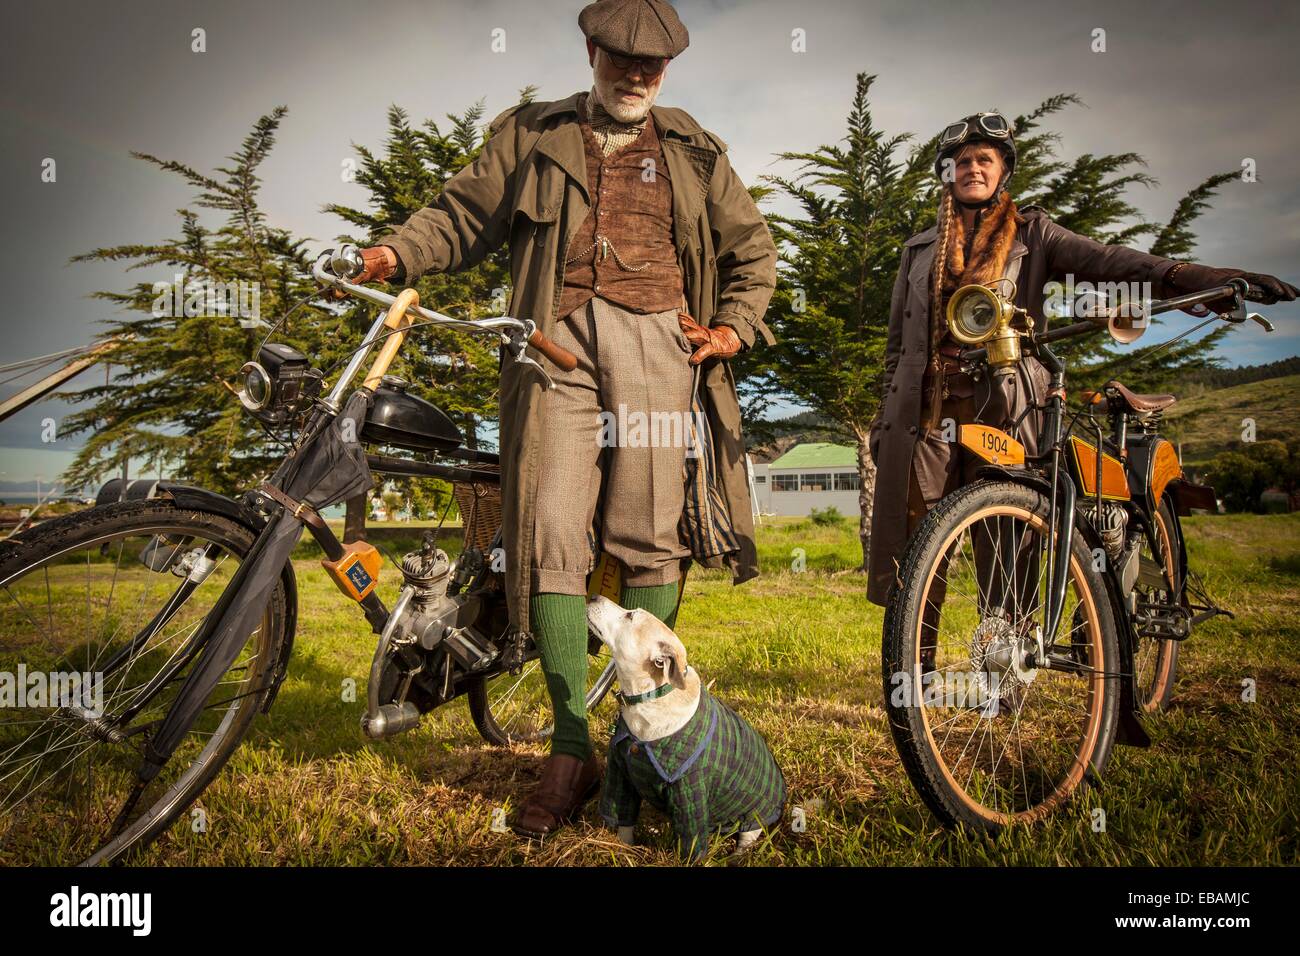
[939,112,1012,151]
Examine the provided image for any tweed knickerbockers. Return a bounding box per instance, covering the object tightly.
[529,295,695,594]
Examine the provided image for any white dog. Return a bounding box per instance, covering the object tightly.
[586,595,785,861]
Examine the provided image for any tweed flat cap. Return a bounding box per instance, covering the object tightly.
[578,0,689,59]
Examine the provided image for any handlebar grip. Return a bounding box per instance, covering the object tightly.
[1148,283,1240,317]
[528,330,579,372]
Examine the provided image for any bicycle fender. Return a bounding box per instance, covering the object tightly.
[972,465,1050,494]
[97,477,264,528]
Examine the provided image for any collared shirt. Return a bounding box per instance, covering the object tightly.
[600,683,786,861]
[586,85,648,156]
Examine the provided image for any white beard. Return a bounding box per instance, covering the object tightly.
[592,67,660,123]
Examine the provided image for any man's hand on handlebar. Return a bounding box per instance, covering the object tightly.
[326,246,401,300]
[1164,262,1298,314]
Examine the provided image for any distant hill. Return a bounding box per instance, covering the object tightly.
[1162,374,1300,471]
[1181,356,1300,390]
[745,409,850,463]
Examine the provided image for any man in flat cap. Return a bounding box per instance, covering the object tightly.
[347,0,778,840]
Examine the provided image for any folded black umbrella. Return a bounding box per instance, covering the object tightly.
[138,390,376,780]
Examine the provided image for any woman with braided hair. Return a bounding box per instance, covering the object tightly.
[866,112,1297,612]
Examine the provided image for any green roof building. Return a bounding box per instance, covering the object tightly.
[751,443,861,517]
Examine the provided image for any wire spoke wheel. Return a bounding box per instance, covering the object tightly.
[0,500,287,865]
[883,480,1119,830]
[1132,501,1181,712]
[469,632,616,747]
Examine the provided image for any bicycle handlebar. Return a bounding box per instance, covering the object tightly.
[313,251,526,337]
[961,279,1259,365]
[312,247,577,403]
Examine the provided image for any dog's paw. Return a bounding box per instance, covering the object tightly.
[726,828,767,862]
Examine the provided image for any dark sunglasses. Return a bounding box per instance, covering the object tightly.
[939,112,1011,150]
[600,47,669,76]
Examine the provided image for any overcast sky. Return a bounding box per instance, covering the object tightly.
[1,0,1297,488]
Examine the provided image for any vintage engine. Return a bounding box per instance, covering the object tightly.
[1078,499,1140,599]
[360,532,496,740]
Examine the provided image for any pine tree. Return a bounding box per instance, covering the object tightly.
[59,108,332,497]
[324,89,538,524]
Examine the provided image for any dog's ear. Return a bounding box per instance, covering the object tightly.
[653,640,688,689]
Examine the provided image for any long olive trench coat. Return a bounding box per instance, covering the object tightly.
[378,91,778,634]
[865,205,1182,605]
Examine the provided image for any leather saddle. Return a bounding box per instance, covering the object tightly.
[1080,380,1177,415]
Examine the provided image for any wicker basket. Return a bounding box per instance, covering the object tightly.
[452,464,502,553]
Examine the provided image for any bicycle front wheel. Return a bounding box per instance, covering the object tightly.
[882,480,1119,831]
[0,499,289,865]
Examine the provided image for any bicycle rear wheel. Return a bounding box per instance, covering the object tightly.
[468,640,616,747]
[1132,500,1181,712]
[0,499,288,865]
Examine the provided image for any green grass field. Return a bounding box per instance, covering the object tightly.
[124,512,1300,866]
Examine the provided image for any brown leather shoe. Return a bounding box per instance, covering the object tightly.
[512,752,602,840]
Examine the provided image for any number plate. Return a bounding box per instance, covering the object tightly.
[960,424,1025,466]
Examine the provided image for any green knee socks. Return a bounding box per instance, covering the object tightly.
[530,580,681,761]
[530,592,591,761]
[620,580,683,629]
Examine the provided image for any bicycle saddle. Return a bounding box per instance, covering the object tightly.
[1103,380,1177,414]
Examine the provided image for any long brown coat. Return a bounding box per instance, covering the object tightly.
[866,206,1182,605]
[378,91,778,633]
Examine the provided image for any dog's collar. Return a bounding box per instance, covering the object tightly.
[614,681,676,706]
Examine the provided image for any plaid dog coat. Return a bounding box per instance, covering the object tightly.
[600,683,785,860]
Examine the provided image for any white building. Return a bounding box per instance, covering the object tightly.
[750,442,860,517]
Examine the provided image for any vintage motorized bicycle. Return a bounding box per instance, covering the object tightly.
[882,277,1272,830]
[0,245,648,865]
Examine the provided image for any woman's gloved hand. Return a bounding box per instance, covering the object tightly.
[679,313,742,365]
[327,246,401,301]
[1239,272,1298,304]
[1164,262,1298,314]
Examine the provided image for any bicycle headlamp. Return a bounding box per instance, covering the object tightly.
[237,343,322,424]
[946,283,1024,368]
[238,361,272,410]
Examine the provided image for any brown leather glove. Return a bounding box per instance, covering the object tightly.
[1163,262,1299,314]
[328,245,400,300]
[679,313,742,365]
